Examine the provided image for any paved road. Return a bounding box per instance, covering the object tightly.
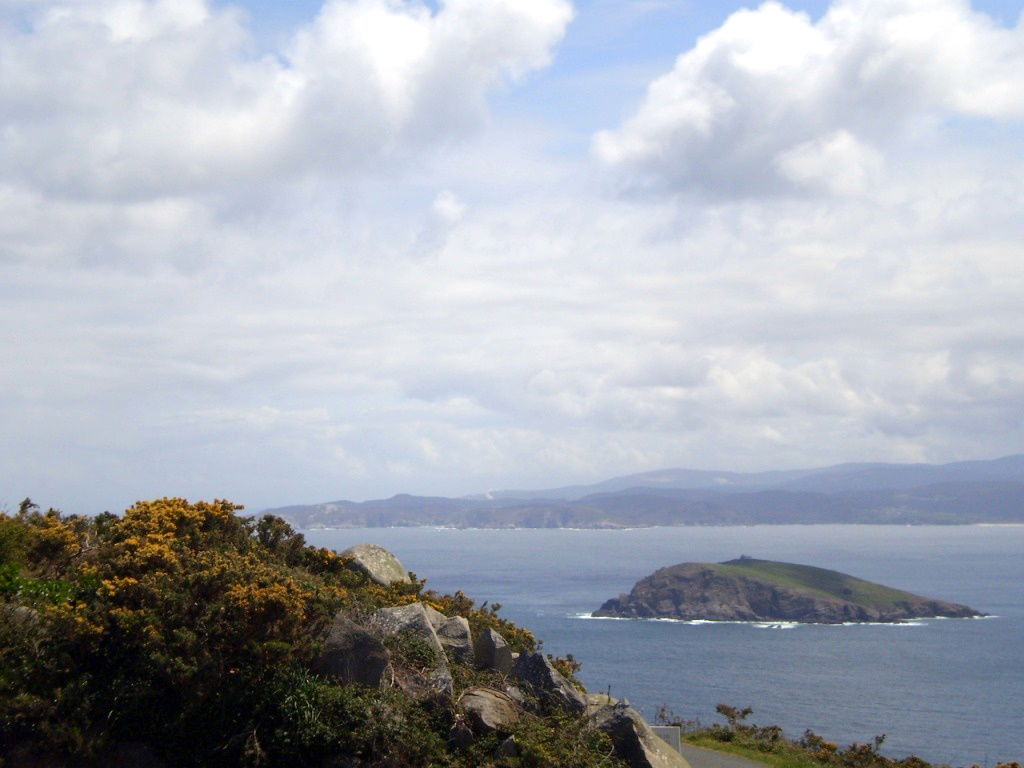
[680,743,771,768]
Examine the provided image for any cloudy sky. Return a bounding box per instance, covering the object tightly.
[2,0,1022,513]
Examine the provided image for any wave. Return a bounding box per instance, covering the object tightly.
[567,612,956,628]
[570,613,801,627]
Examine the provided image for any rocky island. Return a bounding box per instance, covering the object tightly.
[593,557,984,623]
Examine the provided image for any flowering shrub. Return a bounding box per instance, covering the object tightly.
[0,498,616,767]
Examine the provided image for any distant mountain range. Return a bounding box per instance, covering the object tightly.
[264,454,1024,529]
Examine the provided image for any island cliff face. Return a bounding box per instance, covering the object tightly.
[593,558,983,623]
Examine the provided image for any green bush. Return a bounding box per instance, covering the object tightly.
[0,499,623,768]
[664,705,1001,768]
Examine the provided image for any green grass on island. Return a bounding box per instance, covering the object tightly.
[711,558,925,610]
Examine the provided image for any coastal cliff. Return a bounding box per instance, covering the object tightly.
[593,558,983,623]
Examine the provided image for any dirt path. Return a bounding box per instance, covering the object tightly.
[680,743,771,768]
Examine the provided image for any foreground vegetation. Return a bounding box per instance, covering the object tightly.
[659,704,1020,768]
[0,498,620,767]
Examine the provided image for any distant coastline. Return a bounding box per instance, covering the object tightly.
[268,454,1024,530]
[296,520,1024,532]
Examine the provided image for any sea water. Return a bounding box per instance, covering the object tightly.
[304,525,1024,767]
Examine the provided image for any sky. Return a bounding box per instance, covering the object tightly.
[1,0,1023,514]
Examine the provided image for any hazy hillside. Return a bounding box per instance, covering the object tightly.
[483,454,1024,500]
[265,455,1024,529]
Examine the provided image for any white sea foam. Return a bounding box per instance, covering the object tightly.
[568,613,960,628]
[835,620,926,627]
[571,613,803,627]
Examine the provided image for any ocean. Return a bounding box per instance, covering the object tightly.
[304,525,1024,767]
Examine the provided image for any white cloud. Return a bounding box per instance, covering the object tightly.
[1,0,1023,513]
[593,0,1024,196]
[4,170,1024,511]
[0,0,573,201]
[431,190,466,223]
[774,130,883,195]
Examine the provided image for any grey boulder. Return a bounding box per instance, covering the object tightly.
[424,603,448,629]
[426,666,454,697]
[312,614,391,688]
[437,616,474,664]
[339,543,411,586]
[473,627,514,674]
[591,702,693,768]
[510,652,587,714]
[370,603,446,658]
[457,687,521,733]
[505,685,528,706]
[370,603,452,695]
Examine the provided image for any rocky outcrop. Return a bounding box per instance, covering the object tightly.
[437,616,474,664]
[313,614,391,687]
[339,543,411,586]
[511,652,587,714]
[593,560,983,623]
[306,599,689,765]
[424,603,448,630]
[474,627,514,673]
[591,701,692,768]
[370,603,452,695]
[370,603,446,657]
[457,687,521,733]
